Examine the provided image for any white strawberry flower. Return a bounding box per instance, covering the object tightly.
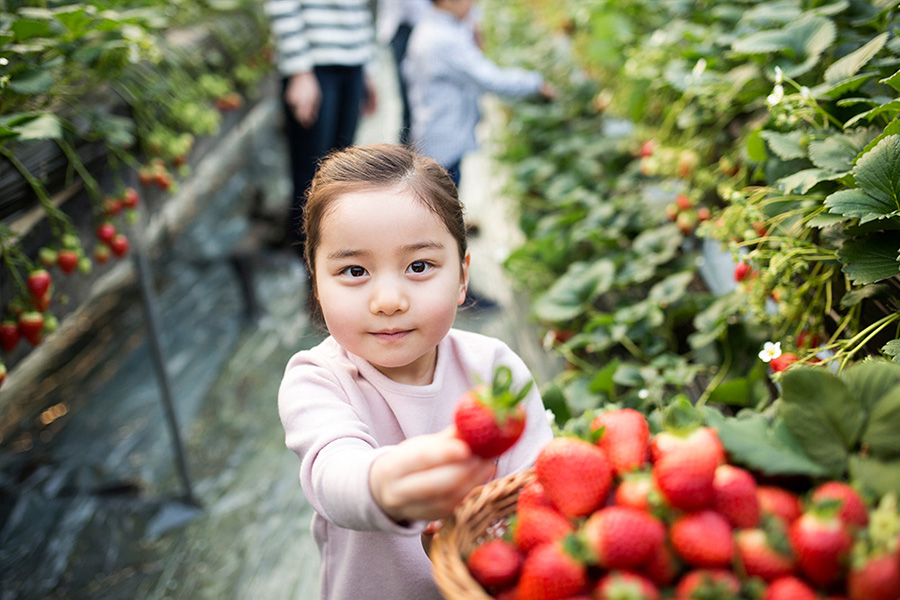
[767,84,784,107]
[759,341,782,363]
[774,66,784,84]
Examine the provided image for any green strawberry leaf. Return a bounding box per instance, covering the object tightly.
[849,454,900,497]
[777,168,844,194]
[778,366,863,477]
[837,232,900,285]
[881,68,900,93]
[853,135,900,213]
[841,360,900,414]
[862,383,900,459]
[824,188,899,224]
[884,340,900,363]
[703,408,830,477]
[824,32,888,84]
[533,260,615,322]
[760,130,807,161]
[808,135,860,173]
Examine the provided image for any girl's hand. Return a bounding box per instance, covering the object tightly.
[369,427,496,524]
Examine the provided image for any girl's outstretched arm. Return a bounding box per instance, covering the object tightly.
[369,426,496,524]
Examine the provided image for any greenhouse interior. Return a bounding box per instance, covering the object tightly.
[1,1,900,599]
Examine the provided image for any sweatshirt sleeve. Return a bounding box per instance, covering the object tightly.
[438,29,543,98]
[278,352,423,534]
[265,0,313,75]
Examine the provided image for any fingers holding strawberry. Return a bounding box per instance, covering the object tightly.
[369,426,496,524]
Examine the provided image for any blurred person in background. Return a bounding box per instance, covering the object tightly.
[265,0,378,259]
[403,0,554,189]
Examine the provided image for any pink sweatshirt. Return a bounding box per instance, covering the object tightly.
[278,328,553,600]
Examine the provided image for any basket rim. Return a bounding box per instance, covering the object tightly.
[430,468,535,600]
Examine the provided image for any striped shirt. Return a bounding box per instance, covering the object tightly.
[265,0,375,76]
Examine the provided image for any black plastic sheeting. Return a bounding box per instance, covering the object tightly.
[0,141,325,599]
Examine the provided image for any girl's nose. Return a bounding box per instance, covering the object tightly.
[369,277,409,315]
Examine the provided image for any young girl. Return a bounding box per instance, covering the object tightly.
[277,143,553,600]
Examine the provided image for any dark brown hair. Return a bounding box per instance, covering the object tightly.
[303,143,467,318]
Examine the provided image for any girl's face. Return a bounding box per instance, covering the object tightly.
[314,185,469,385]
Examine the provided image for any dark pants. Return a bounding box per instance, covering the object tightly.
[390,23,414,145]
[281,65,366,255]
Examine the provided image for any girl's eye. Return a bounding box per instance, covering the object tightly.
[408,261,431,274]
[341,266,367,278]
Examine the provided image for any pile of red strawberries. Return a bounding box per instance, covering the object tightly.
[460,408,900,600]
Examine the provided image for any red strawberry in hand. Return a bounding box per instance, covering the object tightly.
[454,366,530,459]
[536,437,612,518]
[591,408,649,476]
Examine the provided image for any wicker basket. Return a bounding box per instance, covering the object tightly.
[430,469,535,599]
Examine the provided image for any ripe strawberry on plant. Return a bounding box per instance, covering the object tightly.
[674,569,741,600]
[788,504,853,587]
[466,538,522,591]
[734,261,752,282]
[762,575,818,600]
[96,222,117,245]
[516,538,589,600]
[810,481,868,529]
[26,269,52,300]
[713,464,760,528]
[57,250,79,274]
[1,320,20,352]
[591,408,649,476]
[513,504,574,554]
[94,245,111,264]
[581,505,666,571]
[593,571,659,600]
[769,352,799,373]
[32,290,52,312]
[121,187,140,209]
[535,437,612,518]
[18,311,45,346]
[669,509,734,568]
[110,234,130,258]
[735,526,797,582]
[454,366,530,459]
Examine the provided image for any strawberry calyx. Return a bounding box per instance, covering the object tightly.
[659,395,705,436]
[473,366,532,423]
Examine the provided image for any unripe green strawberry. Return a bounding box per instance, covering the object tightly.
[454,366,530,459]
[535,437,612,518]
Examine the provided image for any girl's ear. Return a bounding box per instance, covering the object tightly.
[457,252,471,306]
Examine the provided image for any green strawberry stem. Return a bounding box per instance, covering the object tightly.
[477,366,532,410]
